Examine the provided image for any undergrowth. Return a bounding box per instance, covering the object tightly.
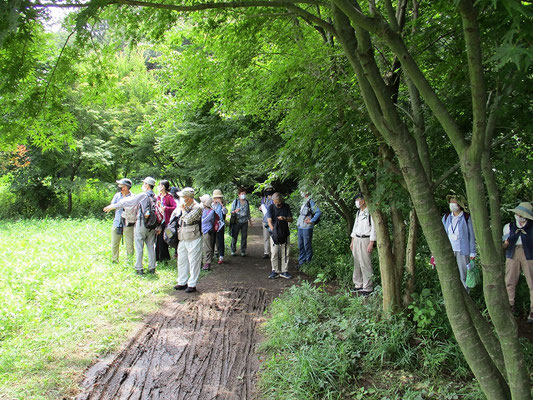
[258,282,484,400]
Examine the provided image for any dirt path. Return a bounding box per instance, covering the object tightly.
[76,220,299,400]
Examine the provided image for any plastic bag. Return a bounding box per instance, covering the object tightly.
[466,260,481,288]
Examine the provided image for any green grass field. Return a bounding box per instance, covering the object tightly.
[0,218,178,399]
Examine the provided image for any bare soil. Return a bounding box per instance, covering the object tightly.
[76,220,300,400]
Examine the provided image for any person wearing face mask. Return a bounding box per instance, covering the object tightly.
[230,188,253,257]
[266,193,294,279]
[174,187,203,293]
[108,178,134,263]
[350,192,376,296]
[297,189,322,267]
[155,180,177,263]
[441,194,476,289]
[502,202,533,322]
[212,189,227,264]
[260,185,275,259]
[103,177,158,275]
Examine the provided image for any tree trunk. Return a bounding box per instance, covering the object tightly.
[403,209,417,306]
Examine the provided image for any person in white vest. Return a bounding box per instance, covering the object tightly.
[174,187,203,293]
[350,192,376,296]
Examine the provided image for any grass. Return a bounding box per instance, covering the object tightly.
[0,218,178,399]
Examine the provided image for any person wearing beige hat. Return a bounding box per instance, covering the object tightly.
[502,202,533,322]
[442,194,476,290]
[109,178,134,263]
[212,189,227,264]
[175,187,203,293]
[200,194,216,270]
[104,177,158,275]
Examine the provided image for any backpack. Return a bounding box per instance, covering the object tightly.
[141,193,163,230]
[123,205,138,226]
[268,204,290,245]
[306,200,321,225]
[164,214,180,248]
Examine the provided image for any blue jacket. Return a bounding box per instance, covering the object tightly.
[442,212,476,257]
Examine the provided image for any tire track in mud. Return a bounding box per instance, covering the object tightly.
[76,287,273,400]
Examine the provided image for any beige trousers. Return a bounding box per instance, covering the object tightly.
[270,237,289,273]
[111,225,134,263]
[352,237,373,291]
[505,246,533,310]
[263,225,271,256]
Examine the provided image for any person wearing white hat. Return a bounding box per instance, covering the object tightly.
[212,189,227,264]
[502,202,533,322]
[109,178,134,263]
[103,177,158,275]
[175,187,203,293]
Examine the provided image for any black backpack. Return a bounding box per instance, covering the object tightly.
[306,200,321,225]
[164,214,180,248]
[141,193,163,230]
[268,204,290,245]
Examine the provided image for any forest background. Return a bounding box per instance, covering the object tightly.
[0,0,532,399]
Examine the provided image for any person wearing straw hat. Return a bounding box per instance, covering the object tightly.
[212,189,227,264]
[104,177,158,275]
[109,178,134,263]
[502,202,533,322]
[442,194,476,290]
[175,187,203,293]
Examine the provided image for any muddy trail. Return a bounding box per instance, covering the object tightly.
[76,220,300,400]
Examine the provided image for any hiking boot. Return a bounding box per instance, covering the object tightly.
[268,271,279,279]
[231,252,236,256]
[262,254,269,259]
[240,252,246,257]
[279,272,293,279]
[136,269,144,275]
[359,290,373,297]
[174,284,187,290]
[202,263,210,271]
[218,257,224,265]
[185,286,197,293]
[528,311,533,324]
[147,269,156,274]
[351,287,363,295]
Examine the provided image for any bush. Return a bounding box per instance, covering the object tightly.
[258,282,483,400]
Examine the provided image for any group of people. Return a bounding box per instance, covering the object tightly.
[442,195,533,321]
[102,178,533,321]
[102,178,325,292]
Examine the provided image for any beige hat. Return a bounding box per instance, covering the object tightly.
[446,194,467,211]
[143,176,156,186]
[507,202,533,220]
[179,187,195,198]
[212,189,224,198]
[200,194,212,207]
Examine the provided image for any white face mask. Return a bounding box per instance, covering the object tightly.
[301,191,307,198]
[355,200,361,209]
[239,194,246,200]
[515,215,527,225]
[449,203,460,213]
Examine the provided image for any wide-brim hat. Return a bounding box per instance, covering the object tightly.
[143,176,156,186]
[116,178,132,188]
[265,184,274,191]
[507,202,533,220]
[212,189,224,198]
[446,194,467,211]
[179,187,195,198]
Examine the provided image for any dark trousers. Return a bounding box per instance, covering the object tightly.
[297,228,314,265]
[231,222,248,254]
[155,224,170,261]
[215,226,225,258]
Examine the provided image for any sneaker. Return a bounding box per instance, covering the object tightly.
[136,270,144,275]
[262,254,269,259]
[185,286,197,293]
[218,257,224,265]
[268,271,279,279]
[231,252,236,256]
[351,287,363,295]
[148,269,156,274]
[528,311,533,324]
[279,272,293,279]
[174,284,187,290]
[240,252,246,257]
[359,290,373,297]
[202,263,210,271]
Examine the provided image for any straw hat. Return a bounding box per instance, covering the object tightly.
[507,202,533,220]
[212,189,224,198]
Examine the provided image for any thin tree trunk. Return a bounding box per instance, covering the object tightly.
[403,209,417,306]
